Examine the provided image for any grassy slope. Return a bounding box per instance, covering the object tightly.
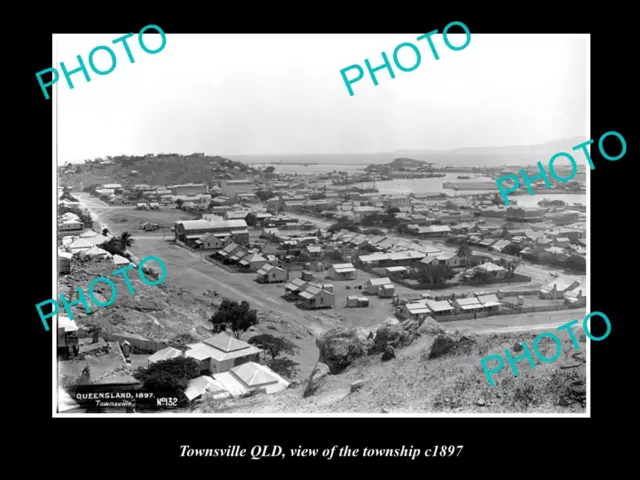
[61,154,255,190]
[195,329,586,414]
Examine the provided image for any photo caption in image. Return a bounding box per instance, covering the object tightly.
[179,444,464,459]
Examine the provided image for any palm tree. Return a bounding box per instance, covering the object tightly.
[119,232,134,249]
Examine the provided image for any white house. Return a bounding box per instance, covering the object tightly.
[185,332,263,374]
[364,277,393,295]
[328,263,356,280]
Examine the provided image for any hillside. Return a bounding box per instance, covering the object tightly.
[194,328,587,414]
[59,258,341,379]
[59,153,258,190]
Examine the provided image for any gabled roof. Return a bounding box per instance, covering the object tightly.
[148,347,183,363]
[219,242,240,256]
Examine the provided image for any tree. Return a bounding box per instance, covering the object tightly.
[396,223,413,235]
[267,358,299,379]
[119,232,134,249]
[102,228,110,236]
[248,334,299,360]
[175,199,184,209]
[264,166,276,174]
[415,264,455,284]
[565,255,586,272]
[133,357,200,392]
[245,212,258,227]
[100,232,134,257]
[209,299,259,339]
[457,243,472,259]
[385,207,401,215]
[79,365,91,384]
[100,237,125,256]
[256,189,276,202]
[470,269,494,283]
[502,243,522,256]
[327,220,358,233]
[326,250,344,262]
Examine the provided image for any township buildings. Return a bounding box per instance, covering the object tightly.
[174,219,250,246]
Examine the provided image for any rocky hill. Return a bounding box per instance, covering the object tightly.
[192,320,586,414]
[365,157,432,173]
[59,153,257,190]
[58,258,340,378]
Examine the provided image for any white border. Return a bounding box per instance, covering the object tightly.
[52,33,591,418]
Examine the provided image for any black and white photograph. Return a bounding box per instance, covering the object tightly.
[51,32,590,416]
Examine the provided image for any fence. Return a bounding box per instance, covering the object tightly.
[497,303,583,315]
[498,290,541,298]
[100,332,167,354]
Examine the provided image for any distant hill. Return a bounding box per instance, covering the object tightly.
[227,137,587,169]
[393,137,586,166]
[59,153,257,189]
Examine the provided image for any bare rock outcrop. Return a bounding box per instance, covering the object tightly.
[381,346,396,361]
[417,316,445,336]
[370,323,415,354]
[427,332,478,360]
[316,326,372,374]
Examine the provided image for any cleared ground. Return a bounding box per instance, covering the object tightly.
[96,205,198,236]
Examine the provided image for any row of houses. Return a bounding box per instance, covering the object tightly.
[398,293,502,321]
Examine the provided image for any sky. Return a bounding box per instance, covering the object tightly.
[54,33,588,163]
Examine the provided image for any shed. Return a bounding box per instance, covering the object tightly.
[357,296,369,307]
[378,283,395,298]
[364,277,393,295]
[301,270,315,282]
[346,295,359,307]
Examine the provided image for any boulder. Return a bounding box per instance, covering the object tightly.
[350,379,365,392]
[401,319,419,332]
[316,326,372,374]
[303,362,330,397]
[381,346,395,361]
[417,316,445,335]
[370,323,413,354]
[427,332,478,360]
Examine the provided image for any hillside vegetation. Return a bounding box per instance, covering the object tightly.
[60,153,257,189]
[194,328,586,414]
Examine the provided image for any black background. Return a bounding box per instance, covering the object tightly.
[17,5,633,474]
